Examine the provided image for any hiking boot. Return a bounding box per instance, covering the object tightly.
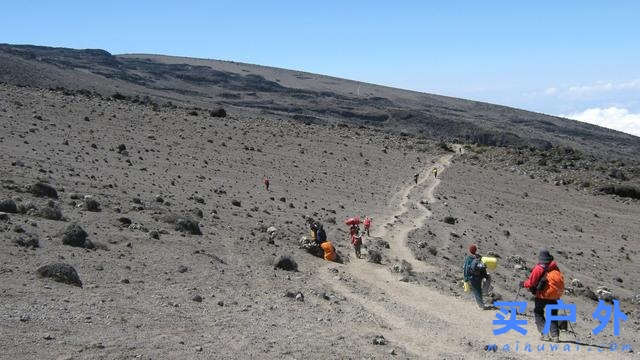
[539,335,551,342]
[550,335,560,343]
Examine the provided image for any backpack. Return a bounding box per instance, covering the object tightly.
[534,266,565,300]
[466,256,486,279]
[317,227,327,243]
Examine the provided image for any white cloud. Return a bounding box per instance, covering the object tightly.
[540,79,640,99]
[562,107,640,137]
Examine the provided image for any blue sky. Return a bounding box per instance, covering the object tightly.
[3,1,640,135]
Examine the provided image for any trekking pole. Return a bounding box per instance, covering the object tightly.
[563,309,578,338]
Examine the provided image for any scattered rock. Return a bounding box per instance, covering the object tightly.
[595,286,614,302]
[376,239,390,249]
[38,202,63,220]
[149,230,160,240]
[0,199,18,213]
[571,278,583,288]
[175,217,202,235]
[117,217,132,227]
[29,182,58,199]
[62,223,93,248]
[373,335,387,345]
[195,345,203,352]
[231,200,241,207]
[210,108,226,117]
[0,212,9,221]
[36,263,82,287]
[266,226,277,235]
[192,294,203,302]
[84,197,101,212]
[177,265,188,273]
[14,233,40,248]
[443,216,457,225]
[43,334,54,340]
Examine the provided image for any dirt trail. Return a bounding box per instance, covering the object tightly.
[319,146,618,359]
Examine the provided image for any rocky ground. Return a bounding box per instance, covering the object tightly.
[1,83,639,359]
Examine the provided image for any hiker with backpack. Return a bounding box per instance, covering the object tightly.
[519,249,565,343]
[320,240,337,262]
[263,177,270,191]
[463,244,491,309]
[432,168,438,178]
[316,223,327,245]
[363,217,372,236]
[350,223,362,258]
[413,173,419,184]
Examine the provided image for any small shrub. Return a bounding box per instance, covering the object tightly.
[274,255,298,271]
[38,203,63,220]
[599,184,640,199]
[443,216,457,225]
[367,250,382,264]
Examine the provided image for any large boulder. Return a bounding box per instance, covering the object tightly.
[0,199,18,213]
[36,263,82,287]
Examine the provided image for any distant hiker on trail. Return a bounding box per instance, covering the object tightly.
[320,241,336,262]
[413,173,419,184]
[263,177,270,191]
[350,224,362,258]
[309,221,319,244]
[432,168,438,178]
[345,217,362,258]
[463,244,490,310]
[363,217,372,236]
[520,249,565,343]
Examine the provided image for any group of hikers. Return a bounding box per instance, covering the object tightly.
[463,245,566,342]
[302,216,372,262]
[413,167,438,184]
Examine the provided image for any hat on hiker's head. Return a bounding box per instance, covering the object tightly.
[538,248,553,263]
[469,244,477,255]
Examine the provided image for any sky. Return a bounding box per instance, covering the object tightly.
[2,1,639,136]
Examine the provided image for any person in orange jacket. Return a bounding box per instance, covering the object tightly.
[320,241,336,262]
[520,249,565,343]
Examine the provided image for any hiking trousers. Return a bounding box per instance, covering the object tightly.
[470,277,484,308]
[534,298,559,337]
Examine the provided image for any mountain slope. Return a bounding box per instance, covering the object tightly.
[1,43,638,160]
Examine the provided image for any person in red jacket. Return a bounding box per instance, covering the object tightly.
[520,249,564,343]
[363,217,372,236]
[263,177,270,191]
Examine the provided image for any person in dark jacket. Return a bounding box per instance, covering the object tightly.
[463,244,490,309]
[520,249,564,343]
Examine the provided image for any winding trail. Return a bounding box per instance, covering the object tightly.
[318,145,614,359]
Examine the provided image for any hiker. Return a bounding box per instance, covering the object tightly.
[520,249,565,343]
[309,221,319,243]
[263,177,270,191]
[463,244,490,309]
[413,173,419,184]
[320,241,337,262]
[316,223,327,245]
[363,217,372,236]
[350,224,362,258]
[432,168,438,178]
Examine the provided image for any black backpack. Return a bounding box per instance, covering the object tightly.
[317,227,327,243]
[467,256,486,279]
